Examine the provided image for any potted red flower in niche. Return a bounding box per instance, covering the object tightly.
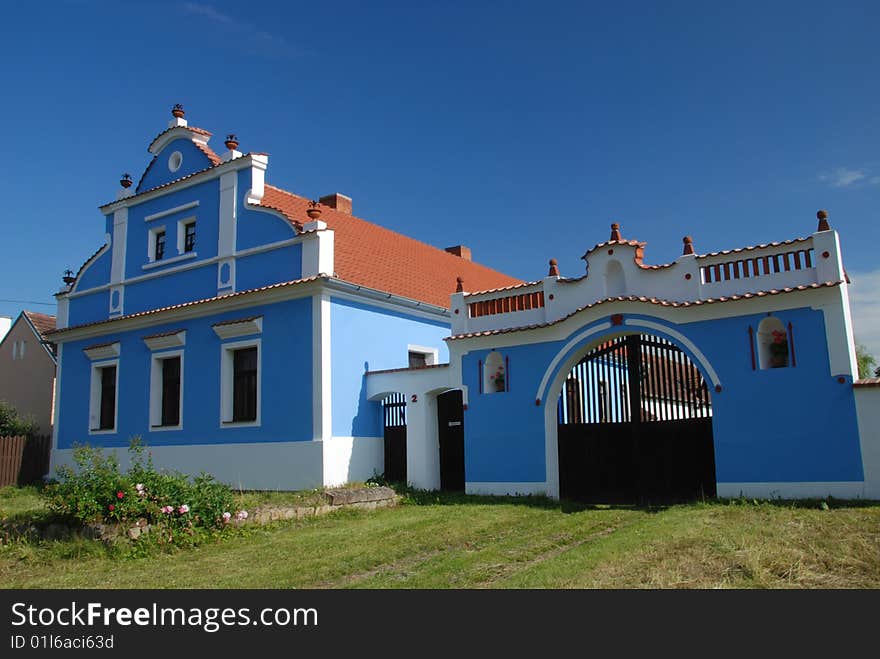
[492,366,506,391]
[769,329,789,368]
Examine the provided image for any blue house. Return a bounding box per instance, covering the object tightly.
[49,106,880,500]
[49,105,519,490]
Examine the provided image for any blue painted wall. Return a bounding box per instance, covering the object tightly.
[125,178,220,279]
[58,297,313,450]
[68,290,109,327]
[330,297,450,438]
[461,307,864,486]
[137,138,215,192]
[76,246,111,291]
[236,244,302,291]
[236,170,297,250]
[123,265,218,315]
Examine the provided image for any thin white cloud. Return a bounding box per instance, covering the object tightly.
[820,167,867,188]
[849,269,880,367]
[181,2,292,56]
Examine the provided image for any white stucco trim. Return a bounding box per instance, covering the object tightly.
[88,358,119,435]
[144,201,200,223]
[466,482,548,496]
[854,388,880,499]
[52,441,325,491]
[143,330,186,351]
[110,208,128,285]
[49,343,63,474]
[142,251,197,271]
[83,341,120,360]
[148,348,184,432]
[716,481,866,499]
[219,337,262,428]
[312,294,332,442]
[212,316,263,339]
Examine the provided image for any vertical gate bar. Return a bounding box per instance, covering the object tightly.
[478,360,483,394]
[673,347,685,419]
[660,339,670,421]
[627,335,642,423]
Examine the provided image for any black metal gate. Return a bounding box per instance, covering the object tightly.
[437,390,466,491]
[557,334,716,503]
[383,393,407,483]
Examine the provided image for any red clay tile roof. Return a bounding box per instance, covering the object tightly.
[260,185,521,308]
[23,311,56,339]
[854,378,880,388]
[447,281,844,340]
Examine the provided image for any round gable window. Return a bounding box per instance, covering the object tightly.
[168,151,183,173]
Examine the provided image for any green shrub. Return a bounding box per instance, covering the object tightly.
[44,438,236,545]
[0,400,39,437]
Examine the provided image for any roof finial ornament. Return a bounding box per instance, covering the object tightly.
[682,235,694,255]
[609,223,622,241]
[172,104,185,119]
[225,134,239,150]
[62,269,76,286]
[456,276,464,293]
[120,173,132,189]
[306,200,322,220]
[548,258,560,277]
[817,209,830,232]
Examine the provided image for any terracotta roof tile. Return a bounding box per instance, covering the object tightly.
[212,316,261,327]
[260,185,521,308]
[23,311,56,339]
[141,329,186,340]
[695,237,811,259]
[447,281,844,340]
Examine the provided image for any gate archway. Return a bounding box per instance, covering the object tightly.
[556,333,716,502]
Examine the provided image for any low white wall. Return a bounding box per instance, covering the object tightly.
[716,481,866,499]
[51,440,324,491]
[855,388,880,499]
[323,436,384,487]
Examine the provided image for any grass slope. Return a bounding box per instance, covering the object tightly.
[1,487,878,589]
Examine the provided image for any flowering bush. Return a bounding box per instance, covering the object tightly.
[492,367,505,391]
[44,439,236,544]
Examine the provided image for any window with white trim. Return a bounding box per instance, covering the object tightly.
[148,225,167,262]
[220,339,261,426]
[89,360,118,432]
[149,351,183,430]
[407,344,438,368]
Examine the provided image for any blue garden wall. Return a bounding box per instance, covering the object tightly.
[330,297,450,438]
[461,306,863,487]
[57,297,313,450]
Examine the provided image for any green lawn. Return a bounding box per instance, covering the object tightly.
[1,486,879,588]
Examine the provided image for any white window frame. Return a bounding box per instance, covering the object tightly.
[148,225,167,263]
[149,349,184,432]
[177,217,197,255]
[220,338,262,428]
[407,344,438,367]
[89,358,119,435]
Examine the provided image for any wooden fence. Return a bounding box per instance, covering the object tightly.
[0,435,51,487]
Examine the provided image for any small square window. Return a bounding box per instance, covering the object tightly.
[184,222,196,253]
[155,230,166,261]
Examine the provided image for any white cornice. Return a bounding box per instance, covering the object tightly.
[83,342,120,360]
[144,201,200,222]
[212,317,263,339]
[99,155,256,215]
[143,330,186,351]
[52,276,450,344]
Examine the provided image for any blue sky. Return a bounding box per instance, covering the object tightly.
[1,1,878,357]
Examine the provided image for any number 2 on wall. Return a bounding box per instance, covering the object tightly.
[411,394,418,403]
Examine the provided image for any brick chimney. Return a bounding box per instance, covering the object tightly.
[445,245,472,261]
[319,193,352,215]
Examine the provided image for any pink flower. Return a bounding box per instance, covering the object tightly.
[161,505,174,514]
[108,504,115,512]
[235,510,248,521]
[116,491,125,499]
[135,483,145,497]
[178,504,190,514]
[222,512,232,523]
